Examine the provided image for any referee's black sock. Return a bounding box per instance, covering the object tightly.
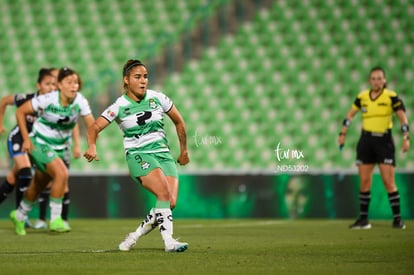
[0,179,14,204]
[388,191,401,221]
[359,191,371,220]
[62,192,70,221]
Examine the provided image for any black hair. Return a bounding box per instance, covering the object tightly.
[369,66,386,77]
[122,59,146,90]
[122,59,145,77]
[57,67,82,91]
[37,68,53,83]
[369,66,387,88]
[49,67,58,76]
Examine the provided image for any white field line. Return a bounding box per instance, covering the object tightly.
[180,220,286,229]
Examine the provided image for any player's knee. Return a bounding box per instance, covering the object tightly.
[54,167,69,180]
[17,167,32,188]
[17,167,32,179]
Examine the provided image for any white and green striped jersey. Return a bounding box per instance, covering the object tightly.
[31,90,92,150]
[101,89,173,153]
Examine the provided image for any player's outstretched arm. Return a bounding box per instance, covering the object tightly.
[167,105,189,165]
[16,100,35,153]
[0,95,15,135]
[83,116,109,162]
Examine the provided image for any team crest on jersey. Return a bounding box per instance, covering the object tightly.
[133,154,150,169]
[149,99,157,109]
[141,161,150,170]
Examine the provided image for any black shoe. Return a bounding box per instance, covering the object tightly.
[349,217,371,229]
[393,219,406,229]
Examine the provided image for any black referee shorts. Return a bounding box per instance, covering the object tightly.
[356,130,395,166]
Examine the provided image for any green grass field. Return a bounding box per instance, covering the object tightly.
[0,219,413,275]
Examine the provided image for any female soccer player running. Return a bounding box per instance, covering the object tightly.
[10,67,95,235]
[84,59,190,252]
[0,68,55,209]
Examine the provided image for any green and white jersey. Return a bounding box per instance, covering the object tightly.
[101,89,173,153]
[31,90,92,150]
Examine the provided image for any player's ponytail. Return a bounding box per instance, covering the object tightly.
[37,68,53,84]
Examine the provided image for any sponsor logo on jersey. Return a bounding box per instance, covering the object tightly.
[107,109,115,118]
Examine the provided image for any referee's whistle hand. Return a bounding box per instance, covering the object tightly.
[337,136,346,147]
[402,140,410,153]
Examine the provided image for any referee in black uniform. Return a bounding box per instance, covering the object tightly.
[338,66,410,229]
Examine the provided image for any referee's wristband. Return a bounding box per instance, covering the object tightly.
[342,118,351,128]
[401,124,409,133]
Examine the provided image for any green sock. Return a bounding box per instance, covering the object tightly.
[155,200,170,209]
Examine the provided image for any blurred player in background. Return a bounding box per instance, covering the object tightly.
[0,68,55,218]
[338,66,410,229]
[284,176,311,219]
[9,67,94,235]
[33,67,82,230]
[84,59,190,252]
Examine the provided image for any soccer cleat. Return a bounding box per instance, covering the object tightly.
[49,217,71,233]
[392,219,406,229]
[349,217,371,229]
[9,210,26,236]
[165,239,189,252]
[63,221,71,232]
[118,232,139,251]
[63,220,71,231]
[33,219,48,230]
[24,218,32,229]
